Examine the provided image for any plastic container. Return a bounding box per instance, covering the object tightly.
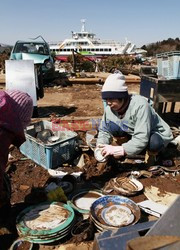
[20,120,78,169]
[156,51,180,79]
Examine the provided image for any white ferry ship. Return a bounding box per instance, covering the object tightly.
[49,19,145,61]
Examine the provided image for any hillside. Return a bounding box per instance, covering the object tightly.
[141,38,180,56]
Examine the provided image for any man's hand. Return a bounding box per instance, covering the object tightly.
[100,145,125,158]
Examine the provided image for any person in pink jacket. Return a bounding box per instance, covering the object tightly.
[0,90,33,208]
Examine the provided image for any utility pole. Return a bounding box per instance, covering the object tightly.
[72,49,76,73]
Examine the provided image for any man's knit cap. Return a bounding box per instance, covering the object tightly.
[102,73,128,99]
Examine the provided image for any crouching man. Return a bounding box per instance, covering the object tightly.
[95,73,173,165]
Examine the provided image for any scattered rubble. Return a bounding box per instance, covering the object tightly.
[0,81,179,249]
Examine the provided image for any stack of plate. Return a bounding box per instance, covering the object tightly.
[90,195,141,232]
[16,202,75,244]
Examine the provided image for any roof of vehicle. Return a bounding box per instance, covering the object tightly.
[15,40,47,44]
[14,36,49,45]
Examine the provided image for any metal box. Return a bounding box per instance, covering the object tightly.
[140,75,180,114]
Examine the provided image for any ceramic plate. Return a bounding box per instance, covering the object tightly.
[74,191,103,211]
[69,190,103,213]
[101,205,134,227]
[90,195,141,227]
[48,136,60,143]
[94,148,107,162]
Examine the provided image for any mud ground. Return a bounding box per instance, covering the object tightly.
[0,82,180,250]
[37,82,140,118]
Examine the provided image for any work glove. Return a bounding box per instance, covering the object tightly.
[100,145,125,158]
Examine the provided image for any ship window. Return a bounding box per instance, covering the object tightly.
[96,49,99,51]
[56,49,60,52]
[87,49,90,51]
[104,49,108,51]
[79,49,82,51]
[109,49,111,51]
[100,49,103,51]
[91,49,94,51]
[79,42,88,45]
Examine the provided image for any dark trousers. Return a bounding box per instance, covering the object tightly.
[147,132,164,152]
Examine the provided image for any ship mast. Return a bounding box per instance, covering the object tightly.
[81,19,86,32]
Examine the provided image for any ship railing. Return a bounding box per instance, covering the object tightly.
[100,40,126,45]
[48,41,63,46]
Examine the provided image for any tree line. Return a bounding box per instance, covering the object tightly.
[141,38,180,56]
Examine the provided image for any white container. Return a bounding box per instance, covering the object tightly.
[157,51,180,79]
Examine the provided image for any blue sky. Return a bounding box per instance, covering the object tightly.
[0,0,179,47]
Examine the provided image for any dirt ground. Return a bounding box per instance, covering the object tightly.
[37,82,140,118]
[0,78,180,250]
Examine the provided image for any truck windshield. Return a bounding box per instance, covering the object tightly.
[14,42,49,55]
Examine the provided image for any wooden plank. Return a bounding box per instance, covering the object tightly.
[68,78,103,83]
[68,77,140,84]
